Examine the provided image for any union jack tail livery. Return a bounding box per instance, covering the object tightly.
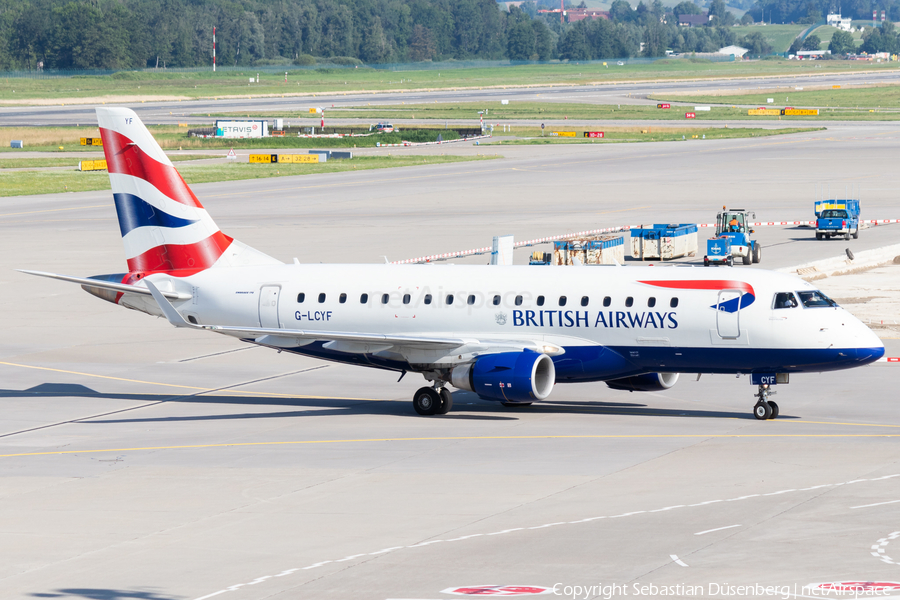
[97,107,280,277]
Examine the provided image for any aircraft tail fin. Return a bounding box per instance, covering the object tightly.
[96,106,280,277]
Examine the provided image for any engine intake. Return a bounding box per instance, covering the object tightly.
[605,372,679,392]
[451,351,556,402]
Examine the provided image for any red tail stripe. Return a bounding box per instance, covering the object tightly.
[99,128,203,208]
[639,279,755,295]
[126,231,233,276]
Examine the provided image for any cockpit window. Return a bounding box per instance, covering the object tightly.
[797,290,837,308]
[773,292,798,309]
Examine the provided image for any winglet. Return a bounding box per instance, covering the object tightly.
[145,280,195,328]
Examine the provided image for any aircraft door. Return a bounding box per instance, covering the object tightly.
[716,289,741,339]
[259,285,281,328]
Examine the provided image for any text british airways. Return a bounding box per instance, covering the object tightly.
[512,310,678,329]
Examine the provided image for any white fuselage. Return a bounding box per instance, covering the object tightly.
[124,263,883,381]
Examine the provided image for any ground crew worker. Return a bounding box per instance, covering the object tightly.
[729,216,740,232]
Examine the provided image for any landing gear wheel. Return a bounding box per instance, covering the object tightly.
[742,252,751,265]
[413,386,440,415]
[436,388,453,414]
[753,401,772,420]
[501,402,532,407]
[767,401,779,419]
[752,243,761,264]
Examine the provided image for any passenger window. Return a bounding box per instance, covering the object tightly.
[403,294,411,305]
[625,297,634,308]
[492,295,500,306]
[515,295,523,306]
[670,297,678,308]
[559,296,567,307]
[537,295,545,306]
[339,293,347,304]
[318,293,326,303]
[360,293,368,304]
[581,296,589,307]
[381,293,389,304]
[446,294,454,305]
[297,293,305,303]
[603,296,611,307]
[424,294,432,305]
[773,292,798,309]
[648,297,656,308]
[467,294,476,305]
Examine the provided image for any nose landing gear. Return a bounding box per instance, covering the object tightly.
[753,384,779,420]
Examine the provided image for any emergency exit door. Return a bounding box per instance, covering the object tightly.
[716,290,741,339]
[259,286,281,328]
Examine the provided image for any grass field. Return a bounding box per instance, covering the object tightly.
[1,59,897,104]
[0,154,213,168]
[210,100,900,121]
[730,24,806,52]
[808,24,864,46]
[490,125,821,143]
[0,155,498,197]
[652,85,900,109]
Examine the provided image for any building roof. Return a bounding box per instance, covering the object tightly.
[718,45,748,56]
[678,13,710,26]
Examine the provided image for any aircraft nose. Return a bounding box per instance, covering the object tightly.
[852,323,884,366]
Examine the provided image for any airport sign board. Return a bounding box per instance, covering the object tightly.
[584,131,605,138]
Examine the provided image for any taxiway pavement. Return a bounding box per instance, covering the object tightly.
[2,115,899,600]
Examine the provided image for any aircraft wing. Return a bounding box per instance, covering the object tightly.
[18,270,192,301]
[145,280,563,356]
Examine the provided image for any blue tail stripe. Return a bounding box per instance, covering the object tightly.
[113,193,198,237]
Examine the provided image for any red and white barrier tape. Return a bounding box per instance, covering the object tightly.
[877,357,900,363]
[393,219,899,264]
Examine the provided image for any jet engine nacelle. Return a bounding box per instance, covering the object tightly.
[451,350,556,402]
[605,372,679,392]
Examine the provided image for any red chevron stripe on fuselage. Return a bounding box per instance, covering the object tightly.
[99,128,203,208]
[638,279,755,296]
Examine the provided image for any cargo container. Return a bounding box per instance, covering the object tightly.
[554,235,624,265]
[630,224,698,261]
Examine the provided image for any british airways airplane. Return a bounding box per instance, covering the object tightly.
[21,108,885,420]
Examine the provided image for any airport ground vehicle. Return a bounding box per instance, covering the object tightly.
[20,109,884,420]
[704,236,734,267]
[815,200,860,240]
[703,207,760,266]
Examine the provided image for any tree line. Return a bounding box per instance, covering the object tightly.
[1,0,896,71]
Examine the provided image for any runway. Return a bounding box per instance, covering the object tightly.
[2,68,900,125]
[2,104,900,599]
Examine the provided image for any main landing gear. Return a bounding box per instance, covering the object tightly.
[752,384,779,420]
[413,385,453,415]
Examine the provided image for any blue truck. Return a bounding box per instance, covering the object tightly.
[703,207,761,266]
[815,199,860,240]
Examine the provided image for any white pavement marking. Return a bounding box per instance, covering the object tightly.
[191,473,900,600]
[694,524,742,536]
[871,531,900,564]
[852,499,900,509]
[670,554,689,567]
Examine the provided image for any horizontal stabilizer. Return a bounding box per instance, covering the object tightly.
[18,270,191,300]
